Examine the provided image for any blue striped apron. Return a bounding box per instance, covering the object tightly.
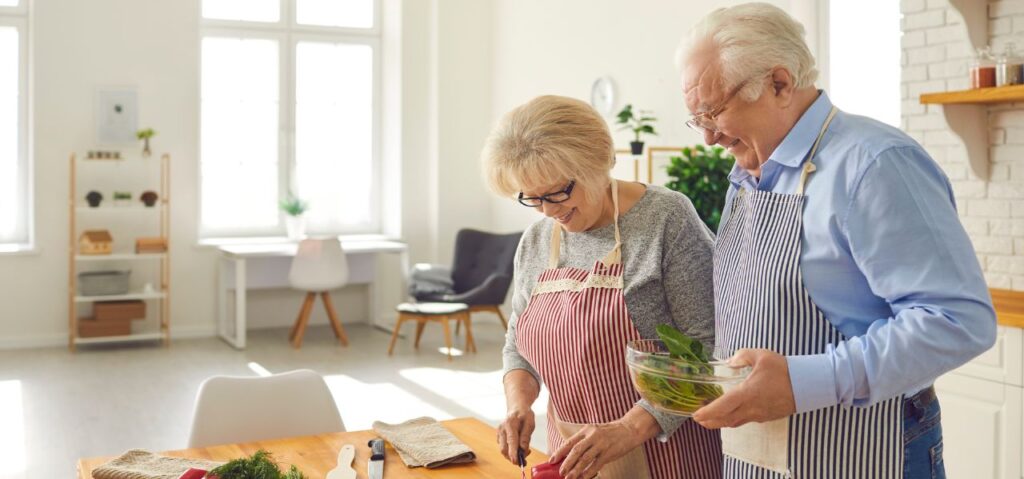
[713,106,904,478]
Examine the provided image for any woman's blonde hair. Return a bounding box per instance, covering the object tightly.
[481,95,614,205]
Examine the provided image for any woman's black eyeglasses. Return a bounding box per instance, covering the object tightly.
[518,180,575,207]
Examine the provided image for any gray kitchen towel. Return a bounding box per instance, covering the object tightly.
[91,449,223,479]
[372,417,476,469]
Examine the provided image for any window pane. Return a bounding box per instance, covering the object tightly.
[201,37,281,235]
[0,28,18,241]
[0,1,18,7]
[202,0,279,23]
[296,0,374,29]
[295,41,374,231]
[829,0,900,127]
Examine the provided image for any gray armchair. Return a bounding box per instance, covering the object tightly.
[410,229,521,329]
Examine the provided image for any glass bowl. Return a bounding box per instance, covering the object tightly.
[626,339,750,416]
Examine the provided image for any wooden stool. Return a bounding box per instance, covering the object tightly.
[388,302,475,361]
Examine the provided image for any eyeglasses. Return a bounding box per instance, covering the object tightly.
[685,74,763,138]
[518,180,575,207]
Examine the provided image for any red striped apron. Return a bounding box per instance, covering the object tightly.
[516,180,722,479]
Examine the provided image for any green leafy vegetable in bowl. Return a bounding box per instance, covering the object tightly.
[627,325,744,416]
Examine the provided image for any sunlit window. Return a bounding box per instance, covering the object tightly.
[200,0,379,239]
[0,6,28,247]
[296,0,374,29]
[829,0,901,127]
[202,0,279,23]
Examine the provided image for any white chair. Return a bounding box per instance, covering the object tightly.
[187,369,345,448]
[288,238,349,348]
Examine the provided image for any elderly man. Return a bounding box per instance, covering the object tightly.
[678,3,996,478]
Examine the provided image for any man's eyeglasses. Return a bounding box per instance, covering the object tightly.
[685,74,762,138]
[518,180,575,207]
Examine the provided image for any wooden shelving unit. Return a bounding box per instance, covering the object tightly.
[68,153,171,350]
[920,85,1024,105]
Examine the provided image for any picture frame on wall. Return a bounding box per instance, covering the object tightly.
[95,87,138,144]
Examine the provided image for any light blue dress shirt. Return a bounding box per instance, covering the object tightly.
[719,92,997,413]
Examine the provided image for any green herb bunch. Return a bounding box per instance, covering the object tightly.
[278,192,308,217]
[209,450,307,479]
[633,325,723,415]
[663,144,735,232]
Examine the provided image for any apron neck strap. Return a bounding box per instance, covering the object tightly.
[795,106,838,196]
[548,178,623,269]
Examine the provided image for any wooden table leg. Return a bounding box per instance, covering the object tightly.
[462,312,476,353]
[442,316,453,361]
[414,319,427,349]
[388,314,406,355]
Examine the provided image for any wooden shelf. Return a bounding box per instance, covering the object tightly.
[991,288,1024,329]
[75,253,166,261]
[75,205,161,212]
[73,332,164,345]
[74,291,166,303]
[920,85,1024,105]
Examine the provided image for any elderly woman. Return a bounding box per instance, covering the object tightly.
[482,95,722,479]
[677,3,996,478]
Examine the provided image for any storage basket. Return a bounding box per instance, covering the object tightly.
[78,270,131,296]
[94,300,146,321]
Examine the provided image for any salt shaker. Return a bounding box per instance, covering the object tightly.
[997,43,1023,87]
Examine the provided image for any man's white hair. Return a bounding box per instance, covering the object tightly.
[677,2,818,102]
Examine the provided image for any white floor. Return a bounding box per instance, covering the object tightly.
[0,321,549,479]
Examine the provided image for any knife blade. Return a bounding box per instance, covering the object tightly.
[367,438,385,479]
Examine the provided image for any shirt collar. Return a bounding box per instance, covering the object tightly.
[727,90,833,189]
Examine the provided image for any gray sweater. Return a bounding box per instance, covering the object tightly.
[502,185,716,436]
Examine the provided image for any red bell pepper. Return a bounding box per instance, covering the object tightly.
[531,458,565,479]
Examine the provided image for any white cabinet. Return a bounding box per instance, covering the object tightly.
[935,326,1024,478]
[935,373,1022,478]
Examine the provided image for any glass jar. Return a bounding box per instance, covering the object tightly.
[971,46,997,89]
[997,43,1023,87]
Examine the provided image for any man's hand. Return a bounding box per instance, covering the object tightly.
[692,349,796,429]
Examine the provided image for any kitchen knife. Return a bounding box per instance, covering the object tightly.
[367,438,385,479]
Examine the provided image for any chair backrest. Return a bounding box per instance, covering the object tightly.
[289,238,348,292]
[187,369,345,448]
[450,229,521,297]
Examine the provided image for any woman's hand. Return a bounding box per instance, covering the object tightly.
[548,421,643,479]
[497,407,535,464]
[549,407,661,479]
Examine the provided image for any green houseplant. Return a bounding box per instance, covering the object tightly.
[136,128,156,157]
[615,104,658,155]
[664,145,735,231]
[279,192,309,240]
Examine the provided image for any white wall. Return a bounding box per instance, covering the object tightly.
[0,0,826,348]
[487,0,817,232]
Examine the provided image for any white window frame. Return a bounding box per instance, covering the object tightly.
[0,2,31,251]
[199,0,382,240]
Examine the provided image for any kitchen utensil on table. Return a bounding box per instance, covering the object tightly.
[325,444,357,479]
[368,438,385,479]
[517,447,526,479]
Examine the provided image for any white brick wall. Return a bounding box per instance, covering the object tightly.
[902,1,1024,291]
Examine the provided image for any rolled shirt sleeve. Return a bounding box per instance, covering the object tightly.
[787,146,997,413]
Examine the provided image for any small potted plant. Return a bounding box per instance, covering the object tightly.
[616,104,658,155]
[113,191,132,207]
[85,191,103,208]
[279,191,309,240]
[136,128,156,157]
[140,190,159,207]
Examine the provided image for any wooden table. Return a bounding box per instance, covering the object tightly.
[78,417,546,479]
